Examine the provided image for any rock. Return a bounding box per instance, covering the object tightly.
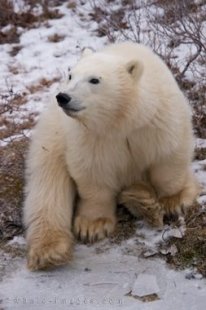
[160,244,178,256]
[142,248,158,258]
[131,273,160,297]
[163,227,184,239]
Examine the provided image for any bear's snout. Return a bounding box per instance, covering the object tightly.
[56,92,71,108]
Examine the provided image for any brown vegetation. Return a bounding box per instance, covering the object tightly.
[0,139,27,240]
[0,0,63,44]
[163,202,206,277]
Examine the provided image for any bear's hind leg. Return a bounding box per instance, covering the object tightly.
[159,173,200,216]
[150,161,200,218]
[119,182,164,227]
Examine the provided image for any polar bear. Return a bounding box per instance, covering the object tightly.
[24,42,199,270]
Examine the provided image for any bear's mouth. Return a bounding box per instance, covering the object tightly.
[62,106,85,117]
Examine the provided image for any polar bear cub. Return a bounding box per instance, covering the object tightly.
[24,42,199,270]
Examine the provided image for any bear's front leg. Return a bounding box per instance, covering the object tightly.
[25,160,75,271]
[24,104,75,271]
[74,187,116,242]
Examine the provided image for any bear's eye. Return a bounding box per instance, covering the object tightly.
[89,78,100,84]
[68,74,72,81]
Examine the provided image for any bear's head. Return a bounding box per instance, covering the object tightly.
[56,48,143,133]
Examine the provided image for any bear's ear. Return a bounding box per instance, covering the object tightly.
[126,60,143,80]
[81,47,95,58]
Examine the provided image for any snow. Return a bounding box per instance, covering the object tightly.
[1,217,206,310]
[0,1,206,309]
[193,160,206,191]
[8,236,26,246]
[0,241,206,310]
[196,138,206,148]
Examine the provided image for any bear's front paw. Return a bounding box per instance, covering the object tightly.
[74,216,116,243]
[27,231,73,271]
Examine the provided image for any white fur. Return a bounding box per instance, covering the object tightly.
[24,42,199,270]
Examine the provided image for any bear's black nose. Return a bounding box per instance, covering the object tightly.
[56,92,71,107]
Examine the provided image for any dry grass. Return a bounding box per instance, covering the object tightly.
[48,33,65,42]
[0,139,28,240]
[0,0,63,44]
[0,80,60,243]
[26,77,60,94]
[162,202,206,277]
[195,144,206,161]
[67,1,77,11]
[9,45,23,57]
[109,205,138,244]
[0,89,36,141]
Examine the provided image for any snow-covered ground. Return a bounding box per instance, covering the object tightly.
[0,1,206,309]
[0,227,206,310]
